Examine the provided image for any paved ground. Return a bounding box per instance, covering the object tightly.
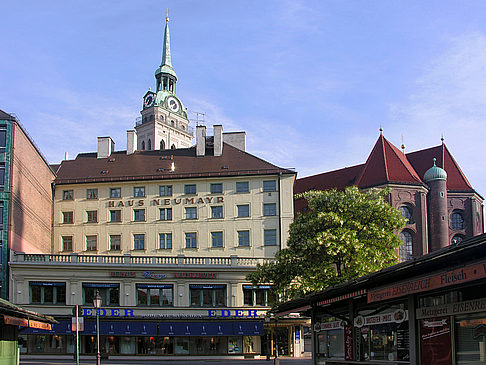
[21,357,313,365]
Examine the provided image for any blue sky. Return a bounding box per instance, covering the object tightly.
[1,0,486,202]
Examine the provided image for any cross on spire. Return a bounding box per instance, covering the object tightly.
[165,8,169,23]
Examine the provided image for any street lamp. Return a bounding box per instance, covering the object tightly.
[93,290,102,365]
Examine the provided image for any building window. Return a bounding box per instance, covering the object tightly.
[263,203,277,216]
[243,285,275,306]
[451,234,465,245]
[399,231,413,261]
[136,284,173,307]
[134,209,145,222]
[110,210,121,222]
[159,185,173,196]
[236,181,249,193]
[185,232,197,248]
[211,206,223,219]
[264,229,277,246]
[62,190,73,200]
[185,207,197,220]
[184,184,196,194]
[62,236,73,252]
[159,208,172,221]
[86,235,97,251]
[263,180,277,192]
[30,282,66,305]
[0,129,6,151]
[451,211,465,230]
[86,188,98,200]
[211,231,223,248]
[141,141,145,150]
[237,204,250,218]
[62,211,73,224]
[159,233,172,249]
[83,283,119,306]
[133,234,145,250]
[134,187,145,197]
[0,164,5,191]
[210,183,223,194]
[238,230,250,247]
[110,188,121,198]
[110,235,121,251]
[399,205,414,224]
[190,284,226,307]
[86,210,98,223]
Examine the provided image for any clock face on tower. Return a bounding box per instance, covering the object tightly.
[167,96,180,112]
[144,94,154,108]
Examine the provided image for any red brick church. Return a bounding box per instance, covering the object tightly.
[294,133,484,261]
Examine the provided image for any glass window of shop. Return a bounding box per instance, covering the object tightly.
[190,284,226,307]
[136,284,173,306]
[243,285,275,306]
[29,282,66,304]
[455,313,486,364]
[25,334,70,353]
[83,283,119,306]
[314,315,346,361]
[356,305,409,362]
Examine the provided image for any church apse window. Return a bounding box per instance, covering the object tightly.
[451,234,465,245]
[148,139,152,150]
[141,141,145,150]
[399,205,414,224]
[451,211,465,230]
[398,230,413,262]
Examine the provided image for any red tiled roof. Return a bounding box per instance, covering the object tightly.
[55,143,295,185]
[355,135,422,188]
[406,144,474,191]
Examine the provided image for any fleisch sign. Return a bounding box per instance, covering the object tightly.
[368,259,486,303]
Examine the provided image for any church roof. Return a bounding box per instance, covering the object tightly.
[55,143,295,185]
[294,135,477,205]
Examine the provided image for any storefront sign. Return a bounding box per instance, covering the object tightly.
[417,298,486,319]
[108,196,224,208]
[344,325,354,361]
[143,271,166,279]
[29,320,52,330]
[313,320,345,332]
[82,308,134,317]
[420,316,452,365]
[368,259,486,303]
[354,309,407,328]
[3,315,28,327]
[110,271,136,278]
[208,309,260,318]
[174,272,217,279]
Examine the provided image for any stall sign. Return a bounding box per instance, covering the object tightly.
[313,320,345,332]
[420,316,452,365]
[417,297,486,319]
[3,315,28,327]
[354,309,407,328]
[368,259,486,303]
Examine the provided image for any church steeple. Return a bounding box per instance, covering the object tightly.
[155,9,177,93]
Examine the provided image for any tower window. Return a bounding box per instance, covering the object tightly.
[160,140,165,150]
[141,141,145,150]
[148,139,152,150]
[398,230,413,262]
[451,211,465,230]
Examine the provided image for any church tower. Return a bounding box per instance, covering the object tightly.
[136,11,193,151]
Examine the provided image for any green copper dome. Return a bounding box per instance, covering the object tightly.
[424,158,447,182]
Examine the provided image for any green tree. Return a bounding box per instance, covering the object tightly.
[247,186,406,302]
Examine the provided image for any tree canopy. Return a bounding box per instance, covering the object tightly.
[247,186,406,302]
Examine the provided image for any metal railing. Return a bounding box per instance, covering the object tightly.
[135,116,194,136]
[11,252,275,267]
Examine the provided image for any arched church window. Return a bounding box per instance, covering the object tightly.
[171,144,176,149]
[451,234,465,245]
[399,205,414,224]
[171,120,175,127]
[141,141,145,150]
[160,140,165,150]
[148,139,152,150]
[398,230,413,262]
[451,211,464,230]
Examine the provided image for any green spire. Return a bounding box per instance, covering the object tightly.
[155,10,177,80]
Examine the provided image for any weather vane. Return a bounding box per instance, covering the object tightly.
[165,8,169,23]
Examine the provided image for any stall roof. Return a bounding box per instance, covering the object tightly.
[274,233,486,315]
[0,298,57,324]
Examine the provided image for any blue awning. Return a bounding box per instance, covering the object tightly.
[158,321,263,336]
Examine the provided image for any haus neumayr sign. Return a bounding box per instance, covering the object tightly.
[107,195,224,208]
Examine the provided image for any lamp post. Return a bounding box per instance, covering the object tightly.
[93,290,102,365]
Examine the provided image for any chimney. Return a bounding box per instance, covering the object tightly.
[127,130,137,155]
[214,124,223,157]
[223,131,246,151]
[97,137,115,159]
[196,125,206,157]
